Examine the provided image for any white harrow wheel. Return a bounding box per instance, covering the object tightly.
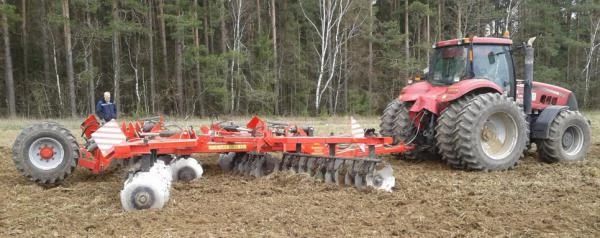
[120,160,173,211]
[170,157,204,182]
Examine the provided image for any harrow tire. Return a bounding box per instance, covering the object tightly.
[12,122,79,187]
[537,110,591,163]
[454,93,527,171]
[435,95,474,168]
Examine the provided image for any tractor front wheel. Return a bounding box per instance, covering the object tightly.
[537,110,591,163]
[12,122,79,187]
[379,99,421,159]
[454,93,527,171]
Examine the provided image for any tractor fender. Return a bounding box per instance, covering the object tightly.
[531,105,568,139]
[437,79,503,103]
[397,79,503,115]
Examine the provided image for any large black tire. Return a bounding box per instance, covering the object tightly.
[12,122,79,187]
[435,95,474,168]
[537,110,591,163]
[454,93,527,171]
[379,99,415,145]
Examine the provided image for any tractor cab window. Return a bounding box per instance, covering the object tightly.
[430,46,468,85]
[472,45,512,90]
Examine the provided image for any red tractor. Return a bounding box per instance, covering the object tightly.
[380,36,591,170]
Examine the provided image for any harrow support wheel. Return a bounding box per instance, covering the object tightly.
[170,157,204,182]
[454,93,527,171]
[12,122,79,187]
[537,110,591,163]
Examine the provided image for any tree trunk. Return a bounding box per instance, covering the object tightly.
[437,0,442,40]
[40,0,50,85]
[112,0,121,111]
[203,0,210,53]
[426,2,430,61]
[1,0,16,117]
[194,0,204,117]
[62,0,76,117]
[148,0,156,114]
[86,0,95,114]
[21,0,28,115]
[368,0,373,108]
[175,8,184,116]
[158,0,168,111]
[256,0,261,35]
[456,2,462,38]
[219,0,227,53]
[405,0,410,79]
[271,0,279,115]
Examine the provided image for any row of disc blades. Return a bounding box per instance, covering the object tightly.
[218,152,395,191]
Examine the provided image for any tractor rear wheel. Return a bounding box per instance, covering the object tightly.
[454,93,527,171]
[435,95,474,168]
[537,110,591,163]
[12,122,79,187]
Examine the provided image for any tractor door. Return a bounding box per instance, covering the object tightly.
[471,45,516,97]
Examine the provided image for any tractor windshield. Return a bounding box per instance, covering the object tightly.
[429,44,513,88]
[429,46,468,85]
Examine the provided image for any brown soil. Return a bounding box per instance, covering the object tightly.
[1,145,599,237]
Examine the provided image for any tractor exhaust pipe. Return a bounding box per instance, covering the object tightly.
[523,37,536,115]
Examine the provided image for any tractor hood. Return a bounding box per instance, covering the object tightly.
[397,80,503,114]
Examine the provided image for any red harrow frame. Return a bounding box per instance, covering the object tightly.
[13,115,412,211]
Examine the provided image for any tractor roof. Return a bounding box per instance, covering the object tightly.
[435,37,512,48]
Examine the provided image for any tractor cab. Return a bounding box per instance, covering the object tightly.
[428,37,515,96]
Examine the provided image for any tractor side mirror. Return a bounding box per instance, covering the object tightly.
[488,51,496,64]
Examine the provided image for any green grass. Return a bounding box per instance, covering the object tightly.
[1,111,598,148]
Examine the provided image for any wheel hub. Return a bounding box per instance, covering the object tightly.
[480,112,518,160]
[562,125,584,156]
[39,146,55,160]
[28,137,65,170]
[562,130,574,148]
[134,191,151,207]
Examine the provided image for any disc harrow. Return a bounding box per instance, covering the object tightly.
[12,115,413,211]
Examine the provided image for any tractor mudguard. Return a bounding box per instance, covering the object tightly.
[531,105,568,139]
[397,79,502,115]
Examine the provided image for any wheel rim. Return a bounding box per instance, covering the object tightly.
[28,137,65,170]
[480,112,518,160]
[562,125,584,157]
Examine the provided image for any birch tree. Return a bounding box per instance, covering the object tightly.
[301,0,353,114]
[583,16,600,108]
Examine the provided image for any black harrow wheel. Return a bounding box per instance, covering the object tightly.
[12,122,79,187]
[454,93,528,171]
[537,110,591,163]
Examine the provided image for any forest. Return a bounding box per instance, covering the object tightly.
[0,0,599,118]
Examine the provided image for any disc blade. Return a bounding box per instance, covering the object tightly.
[354,173,366,190]
[344,162,354,186]
[298,156,307,173]
[218,152,236,171]
[372,165,395,192]
[332,160,344,184]
[314,159,326,181]
[306,157,316,176]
